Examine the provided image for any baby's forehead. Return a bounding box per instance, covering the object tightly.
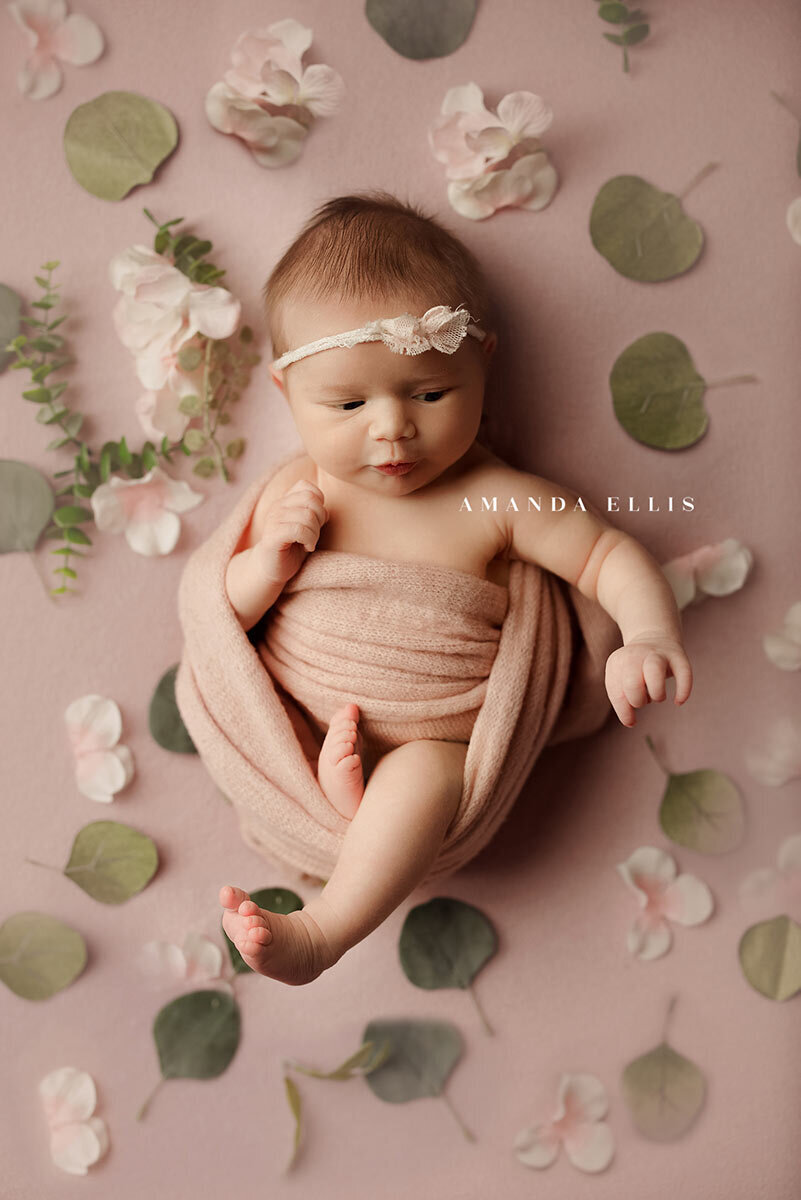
[280,290,436,345]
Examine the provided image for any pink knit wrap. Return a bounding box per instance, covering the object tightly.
[174,451,621,884]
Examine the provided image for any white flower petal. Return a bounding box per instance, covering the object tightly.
[268,16,314,59]
[187,285,240,340]
[763,632,801,670]
[513,1122,561,1168]
[296,63,345,116]
[745,715,801,785]
[162,474,204,514]
[64,694,122,748]
[51,12,104,65]
[49,1121,102,1175]
[18,54,63,100]
[125,509,180,556]
[76,747,128,802]
[496,90,553,139]
[90,481,128,533]
[248,119,308,167]
[39,1066,96,1126]
[661,873,715,927]
[738,866,780,908]
[616,845,677,897]
[563,1120,615,1173]
[787,196,801,245]
[555,1073,608,1123]
[777,832,801,875]
[661,560,698,610]
[137,940,188,981]
[183,932,224,980]
[441,81,494,120]
[628,913,673,960]
[695,539,753,596]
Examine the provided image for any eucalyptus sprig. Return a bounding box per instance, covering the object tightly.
[594,2,650,73]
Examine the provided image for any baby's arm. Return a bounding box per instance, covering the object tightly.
[497,468,692,727]
[225,478,328,632]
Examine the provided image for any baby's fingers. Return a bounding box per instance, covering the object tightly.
[669,652,693,704]
[642,652,667,703]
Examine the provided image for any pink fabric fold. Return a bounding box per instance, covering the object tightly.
[175,451,621,884]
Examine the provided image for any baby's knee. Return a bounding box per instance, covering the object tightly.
[402,738,467,793]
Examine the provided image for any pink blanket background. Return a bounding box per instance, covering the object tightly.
[1,1,799,1196]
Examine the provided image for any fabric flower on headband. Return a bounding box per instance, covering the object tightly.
[376,306,474,356]
[429,82,558,220]
[8,0,104,100]
[205,18,345,167]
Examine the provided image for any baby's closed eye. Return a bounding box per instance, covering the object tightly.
[337,389,448,411]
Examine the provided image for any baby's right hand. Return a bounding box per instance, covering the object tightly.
[253,478,329,585]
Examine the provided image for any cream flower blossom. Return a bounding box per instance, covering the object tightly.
[137,932,227,988]
[109,245,240,392]
[90,465,203,556]
[763,600,801,670]
[429,82,558,220]
[205,18,344,168]
[514,1073,614,1173]
[739,833,801,922]
[616,846,714,960]
[661,538,754,610]
[8,0,103,100]
[745,714,801,786]
[39,1067,109,1175]
[64,694,134,803]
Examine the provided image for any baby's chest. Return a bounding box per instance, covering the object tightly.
[316,494,509,583]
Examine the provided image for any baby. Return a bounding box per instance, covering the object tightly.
[218,191,693,986]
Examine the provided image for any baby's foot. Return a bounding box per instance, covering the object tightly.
[219,885,336,986]
[316,702,365,820]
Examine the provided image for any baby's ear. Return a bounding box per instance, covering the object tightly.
[269,365,285,393]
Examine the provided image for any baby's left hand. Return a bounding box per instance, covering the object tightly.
[604,635,693,727]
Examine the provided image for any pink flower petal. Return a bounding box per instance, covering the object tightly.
[187,286,241,340]
[628,912,673,959]
[50,11,103,64]
[64,694,122,751]
[49,1120,104,1175]
[617,845,677,897]
[553,1073,608,1124]
[267,16,313,60]
[295,63,345,116]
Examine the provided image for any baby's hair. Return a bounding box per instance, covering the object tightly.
[262,189,494,360]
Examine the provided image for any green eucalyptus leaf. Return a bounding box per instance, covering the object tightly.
[193,456,217,478]
[64,91,179,202]
[738,915,801,1001]
[63,526,92,545]
[598,2,630,22]
[623,22,649,45]
[226,438,245,459]
[153,988,240,1079]
[0,911,87,1000]
[223,887,302,973]
[658,767,745,853]
[0,284,22,372]
[610,332,710,450]
[0,460,54,552]
[65,820,159,903]
[178,394,203,416]
[621,1041,706,1140]
[53,504,93,526]
[399,897,497,989]
[184,429,208,452]
[590,175,704,281]
[149,663,197,754]
[365,0,478,60]
[362,1018,463,1103]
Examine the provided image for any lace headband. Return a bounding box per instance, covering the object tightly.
[271,303,485,370]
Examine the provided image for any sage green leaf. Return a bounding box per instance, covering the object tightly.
[0,911,87,1000]
[365,0,478,60]
[399,897,497,989]
[64,91,179,202]
[153,989,240,1079]
[223,887,303,974]
[362,1018,463,1104]
[284,1074,302,1170]
[621,1041,706,1140]
[149,664,196,753]
[65,820,158,903]
[285,1040,393,1081]
[610,332,711,450]
[623,22,649,45]
[659,767,745,853]
[738,915,801,1001]
[590,175,704,281]
[598,2,629,21]
[0,284,21,372]
[178,345,202,371]
[0,460,54,552]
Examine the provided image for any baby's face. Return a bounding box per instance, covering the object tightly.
[270,293,496,496]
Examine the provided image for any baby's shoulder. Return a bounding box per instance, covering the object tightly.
[240,453,317,552]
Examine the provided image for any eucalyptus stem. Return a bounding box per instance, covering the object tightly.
[661,993,678,1042]
[136,1077,164,1121]
[467,982,495,1036]
[24,857,61,873]
[440,1090,476,1143]
[644,734,670,775]
[677,162,719,202]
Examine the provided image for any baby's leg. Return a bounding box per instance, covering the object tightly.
[220,738,467,985]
